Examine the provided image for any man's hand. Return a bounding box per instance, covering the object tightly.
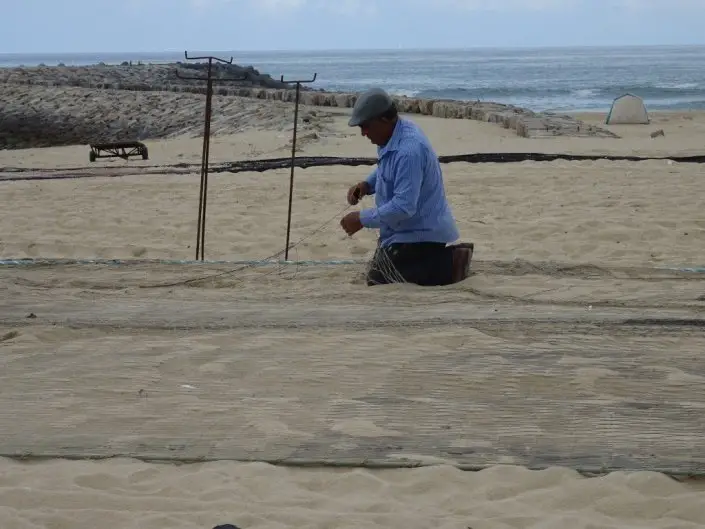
[340,211,364,237]
[347,181,370,206]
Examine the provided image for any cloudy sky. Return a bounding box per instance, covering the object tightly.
[3,0,704,53]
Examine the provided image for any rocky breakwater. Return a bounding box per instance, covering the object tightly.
[1,62,618,140]
[229,87,618,139]
[0,61,292,91]
[0,83,334,149]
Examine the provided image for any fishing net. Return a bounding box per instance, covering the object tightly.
[1,164,705,477]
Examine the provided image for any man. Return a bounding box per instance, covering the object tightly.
[340,87,473,287]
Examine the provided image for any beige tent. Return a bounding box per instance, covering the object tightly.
[605,93,650,124]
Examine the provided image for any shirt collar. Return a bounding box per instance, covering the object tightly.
[377,118,404,158]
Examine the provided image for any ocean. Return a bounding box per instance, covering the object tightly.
[1,46,704,112]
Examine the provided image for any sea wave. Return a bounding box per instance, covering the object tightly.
[403,83,705,111]
[414,83,704,101]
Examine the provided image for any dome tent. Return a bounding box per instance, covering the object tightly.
[605,93,650,125]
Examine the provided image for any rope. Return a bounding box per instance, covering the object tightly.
[663,266,705,273]
[3,152,705,183]
[0,453,700,478]
[3,258,705,280]
[3,258,705,277]
[0,258,365,267]
[365,244,408,285]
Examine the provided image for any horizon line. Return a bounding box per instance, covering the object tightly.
[2,43,705,56]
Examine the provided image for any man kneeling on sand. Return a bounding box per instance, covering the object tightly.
[339,87,473,287]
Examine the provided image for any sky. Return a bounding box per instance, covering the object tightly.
[2,0,704,53]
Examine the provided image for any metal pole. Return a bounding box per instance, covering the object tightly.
[200,67,215,261]
[194,58,212,261]
[283,83,300,261]
[175,51,248,261]
[280,73,317,261]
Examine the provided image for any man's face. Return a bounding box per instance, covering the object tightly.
[359,117,393,146]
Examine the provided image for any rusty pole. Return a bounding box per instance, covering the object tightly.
[175,51,248,261]
[280,73,317,261]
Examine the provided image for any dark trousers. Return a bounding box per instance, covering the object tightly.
[366,242,454,286]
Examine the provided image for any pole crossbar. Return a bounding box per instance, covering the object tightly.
[281,73,317,260]
[176,51,249,261]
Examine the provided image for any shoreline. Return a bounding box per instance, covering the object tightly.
[567,108,703,115]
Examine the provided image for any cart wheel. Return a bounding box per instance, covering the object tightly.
[89,151,96,162]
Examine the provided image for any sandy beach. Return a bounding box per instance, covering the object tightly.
[2,69,705,529]
[1,459,704,529]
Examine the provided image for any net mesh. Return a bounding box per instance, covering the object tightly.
[1,165,705,476]
[3,258,705,475]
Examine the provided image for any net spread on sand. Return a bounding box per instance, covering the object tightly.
[2,258,705,476]
[2,155,705,475]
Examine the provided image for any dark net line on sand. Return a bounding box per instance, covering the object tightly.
[0,453,699,480]
[213,152,705,174]
[2,152,705,182]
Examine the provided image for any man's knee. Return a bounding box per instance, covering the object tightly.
[449,242,474,284]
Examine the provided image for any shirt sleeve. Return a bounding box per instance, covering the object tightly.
[359,148,423,229]
[365,168,377,194]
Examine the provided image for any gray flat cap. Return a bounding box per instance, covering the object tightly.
[348,87,394,127]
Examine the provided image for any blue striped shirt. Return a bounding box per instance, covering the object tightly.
[359,118,460,247]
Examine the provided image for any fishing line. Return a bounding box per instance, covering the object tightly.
[140,204,353,289]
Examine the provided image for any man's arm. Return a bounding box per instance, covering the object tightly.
[359,149,423,229]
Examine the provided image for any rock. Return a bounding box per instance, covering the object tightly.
[650,129,665,138]
[0,84,336,149]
